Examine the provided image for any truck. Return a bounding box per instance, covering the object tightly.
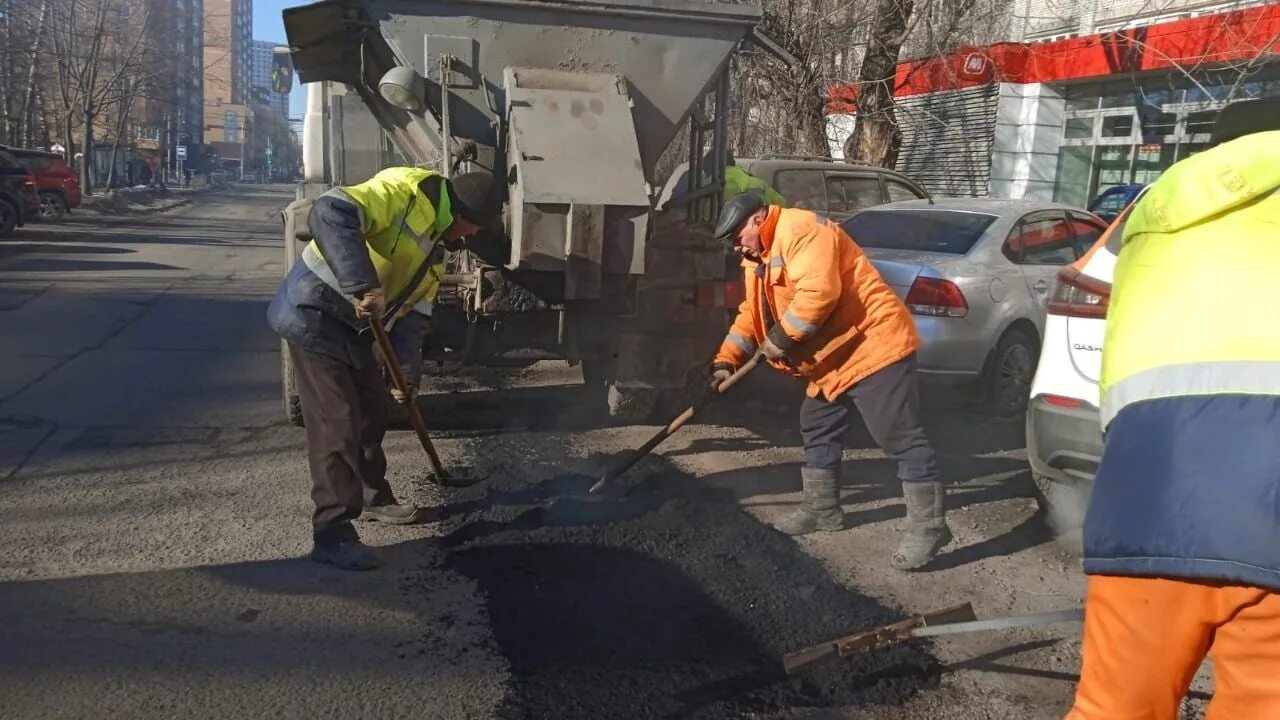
[279,0,779,424]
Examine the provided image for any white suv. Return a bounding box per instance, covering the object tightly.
[1025,195,1142,534]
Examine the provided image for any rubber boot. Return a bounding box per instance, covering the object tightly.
[774,466,844,536]
[891,481,952,570]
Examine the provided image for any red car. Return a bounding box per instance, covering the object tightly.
[3,146,81,219]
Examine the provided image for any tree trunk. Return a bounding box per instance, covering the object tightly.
[81,108,94,195]
[16,0,50,148]
[0,0,12,143]
[849,0,914,168]
[105,95,130,189]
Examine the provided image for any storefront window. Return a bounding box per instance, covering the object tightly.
[1066,95,1098,112]
[1101,115,1134,138]
[1095,146,1132,188]
[1185,83,1234,104]
[1052,66,1279,204]
[1138,112,1176,140]
[1185,111,1216,136]
[1053,147,1093,208]
[1133,144,1176,185]
[1064,117,1093,139]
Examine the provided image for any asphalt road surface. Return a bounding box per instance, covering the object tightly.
[0,187,1209,719]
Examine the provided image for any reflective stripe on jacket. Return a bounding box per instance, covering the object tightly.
[305,166,453,316]
[713,206,919,400]
[1084,131,1280,590]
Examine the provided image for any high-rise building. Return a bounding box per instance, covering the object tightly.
[251,40,292,122]
[81,0,205,184]
[203,0,254,167]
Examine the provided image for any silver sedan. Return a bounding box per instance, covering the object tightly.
[840,198,1108,414]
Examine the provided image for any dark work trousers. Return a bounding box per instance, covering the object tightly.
[799,354,939,484]
[288,343,397,546]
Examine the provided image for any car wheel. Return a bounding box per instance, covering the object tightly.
[1033,472,1088,553]
[0,199,17,237]
[39,192,68,220]
[985,328,1038,416]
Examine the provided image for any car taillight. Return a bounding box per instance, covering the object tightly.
[696,281,746,309]
[1040,394,1083,409]
[905,277,968,318]
[1046,267,1110,319]
[23,173,36,190]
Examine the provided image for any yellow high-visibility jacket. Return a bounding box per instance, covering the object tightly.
[1084,130,1280,590]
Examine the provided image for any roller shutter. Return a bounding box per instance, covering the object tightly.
[895,84,998,198]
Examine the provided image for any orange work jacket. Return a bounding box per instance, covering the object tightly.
[714,206,920,400]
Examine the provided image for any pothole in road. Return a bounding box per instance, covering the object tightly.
[445,458,941,718]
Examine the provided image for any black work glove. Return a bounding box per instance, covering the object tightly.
[759,337,788,362]
[708,362,735,392]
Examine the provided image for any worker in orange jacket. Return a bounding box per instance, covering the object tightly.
[710,192,951,569]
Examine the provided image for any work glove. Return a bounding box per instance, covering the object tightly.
[390,384,418,404]
[708,362,735,392]
[759,337,788,362]
[354,288,386,319]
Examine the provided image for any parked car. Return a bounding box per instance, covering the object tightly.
[1025,192,1145,534]
[657,155,931,222]
[1087,184,1144,224]
[3,146,81,219]
[841,199,1109,414]
[0,149,38,237]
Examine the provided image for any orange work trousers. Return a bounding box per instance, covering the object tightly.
[1066,575,1280,720]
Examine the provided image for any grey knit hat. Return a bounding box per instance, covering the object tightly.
[448,171,502,225]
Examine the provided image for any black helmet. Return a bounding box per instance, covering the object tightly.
[713,190,766,245]
[448,171,502,225]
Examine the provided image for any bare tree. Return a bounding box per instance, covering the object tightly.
[0,0,51,146]
[847,0,915,167]
[40,0,153,192]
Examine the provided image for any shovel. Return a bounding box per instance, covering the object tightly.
[782,603,1084,675]
[588,354,763,495]
[368,318,468,486]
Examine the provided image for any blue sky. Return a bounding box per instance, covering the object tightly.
[253,0,309,119]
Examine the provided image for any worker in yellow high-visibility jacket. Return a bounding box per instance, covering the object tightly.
[268,167,500,571]
[1065,99,1280,719]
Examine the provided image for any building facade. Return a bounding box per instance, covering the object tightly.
[250,40,292,122]
[830,2,1280,204]
[203,0,254,167]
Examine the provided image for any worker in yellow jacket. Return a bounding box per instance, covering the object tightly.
[1065,99,1280,718]
[268,167,500,571]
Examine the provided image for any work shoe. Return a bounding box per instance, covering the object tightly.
[891,481,953,571]
[309,540,382,571]
[774,466,844,536]
[357,503,422,525]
